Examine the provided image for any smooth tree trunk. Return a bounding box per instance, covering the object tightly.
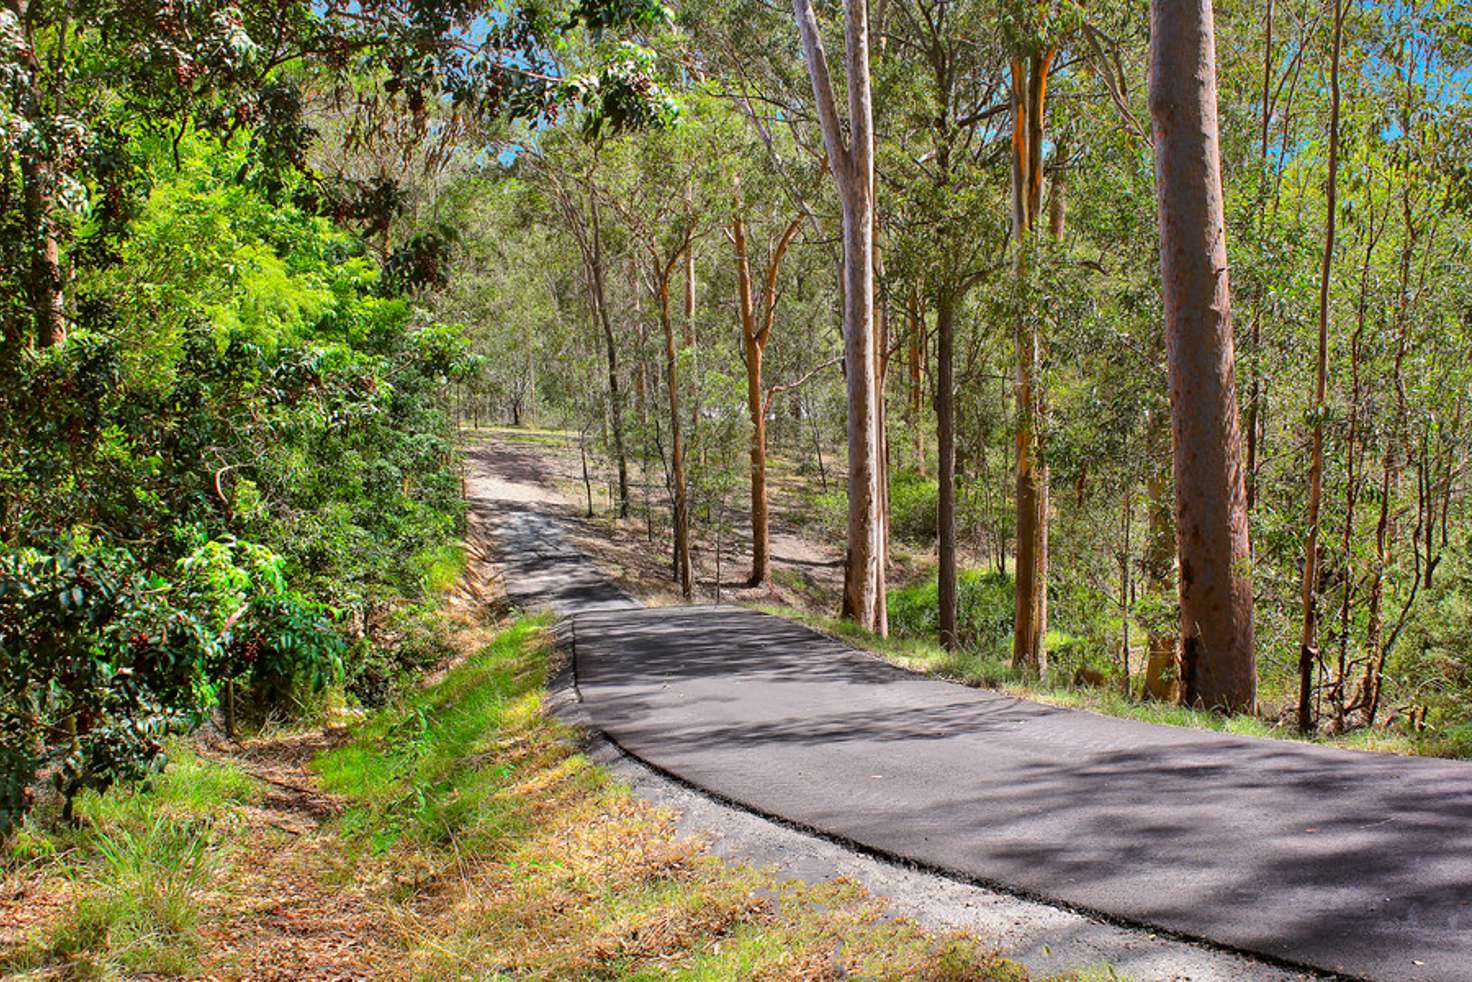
[581,426,596,517]
[733,209,802,586]
[685,234,701,441]
[1245,0,1276,511]
[874,242,890,638]
[738,246,771,585]
[661,292,692,599]
[793,0,887,635]
[936,293,958,648]
[1296,0,1345,732]
[907,290,926,474]
[588,193,630,517]
[1149,0,1256,712]
[649,237,696,601]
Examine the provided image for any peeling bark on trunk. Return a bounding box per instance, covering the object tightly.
[1149,0,1256,712]
[22,156,65,347]
[1009,48,1055,674]
[793,0,886,635]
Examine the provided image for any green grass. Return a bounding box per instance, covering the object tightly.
[1,611,1111,980]
[316,614,559,856]
[416,542,468,595]
[2,743,258,979]
[470,424,578,446]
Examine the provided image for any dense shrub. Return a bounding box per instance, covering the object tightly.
[0,534,346,828]
[0,136,467,831]
[888,569,1014,654]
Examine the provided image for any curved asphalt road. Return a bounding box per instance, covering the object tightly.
[571,606,1472,982]
[476,456,1472,982]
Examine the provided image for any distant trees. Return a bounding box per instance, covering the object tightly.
[470,0,1472,739]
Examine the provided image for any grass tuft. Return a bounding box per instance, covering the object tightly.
[2,742,257,978]
[414,542,468,595]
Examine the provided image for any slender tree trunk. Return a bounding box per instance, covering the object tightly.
[1049,142,1067,241]
[1009,48,1056,674]
[936,292,958,648]
[21,158,65,347]
[1245,0,1275,511]
[793,0,886,634]
[1297,0,1344,732]
[746,339,769,585]
[589,194,630,517]
[734,214,770,586]
[874,243,890,638]
[225,679,238,740]
[1149,0,1256,712]
[581,433,596,517]
[1120,486,1133,691]
[685,234,701,441]
[10,0,65,348]
[657,262,693,600]
[908,289,926,474]
[1333,209,1379,724]
[732,210,799,587]
[1358,183,1418,724]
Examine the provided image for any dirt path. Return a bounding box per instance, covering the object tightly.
[463,430,848,612]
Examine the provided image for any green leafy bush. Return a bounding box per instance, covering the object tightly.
[889,568,1015,654]
[0,540,212,827]
[0,135,464,830]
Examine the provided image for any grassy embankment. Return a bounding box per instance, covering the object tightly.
[5,613,1090,980]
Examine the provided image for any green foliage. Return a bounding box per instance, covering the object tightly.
[889,568,1015,656]
[0,133,467,830]
[889,470,940,543]
[0,540,215,826]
